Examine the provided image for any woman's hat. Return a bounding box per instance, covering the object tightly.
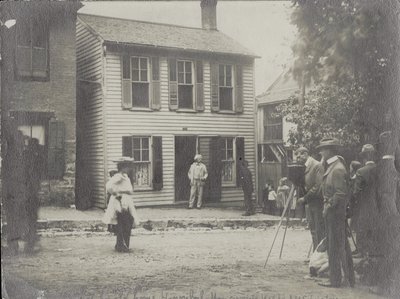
[112,156,135,163]
[316,138,341,150]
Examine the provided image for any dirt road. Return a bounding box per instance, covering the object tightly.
[3,228,385,299]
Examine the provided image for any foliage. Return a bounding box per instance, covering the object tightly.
[276,82,366,154]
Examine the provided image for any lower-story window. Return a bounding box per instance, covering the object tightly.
[122,135,163,190]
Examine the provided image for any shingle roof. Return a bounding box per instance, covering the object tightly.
[256,71,300,104]
[78,14,258,58]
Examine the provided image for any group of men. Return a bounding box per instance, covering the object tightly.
[296,137,381,288]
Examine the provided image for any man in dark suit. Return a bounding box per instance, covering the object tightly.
[318,138,354,288]
[239,160,255,216]
[353,144,378,257]
[296,147,325,251]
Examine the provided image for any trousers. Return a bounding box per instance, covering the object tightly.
[307,203,325,251]
[325,208,355,287]
[189,180,204,208]
[243,190,254,213]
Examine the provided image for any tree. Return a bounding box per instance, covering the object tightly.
[288,0,400,295]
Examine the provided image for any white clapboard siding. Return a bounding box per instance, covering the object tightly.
[100,53,256,208]
[76,19,106,208]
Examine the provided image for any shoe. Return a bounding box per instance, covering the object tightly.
[318,282,339,288]
[352,249,358,255]
[196,206,202,210]
[187,207,193,209]
[242,212,254,216]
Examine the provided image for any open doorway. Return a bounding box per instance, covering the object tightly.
[174,136,197,202]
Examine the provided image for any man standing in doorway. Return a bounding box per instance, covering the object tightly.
[188,154,208,209]
[317,138,354,288]
[296,147,325,252]
[239,160,255,216]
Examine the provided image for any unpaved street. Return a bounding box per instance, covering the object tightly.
[3,228,385,299]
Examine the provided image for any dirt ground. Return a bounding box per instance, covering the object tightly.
[3,228,386,299]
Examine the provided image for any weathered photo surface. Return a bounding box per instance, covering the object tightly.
[1,1,399,298]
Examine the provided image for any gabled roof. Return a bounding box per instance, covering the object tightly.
[78,14,258,58]
[256,70,301,105]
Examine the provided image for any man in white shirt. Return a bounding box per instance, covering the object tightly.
[188,154,208,209]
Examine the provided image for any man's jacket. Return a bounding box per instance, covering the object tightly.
[304,156,324,205]
[188,162,208,186]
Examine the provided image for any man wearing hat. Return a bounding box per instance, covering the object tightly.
[353,144,378,257]
[296,146,325,252]
[188,154,208,209]
[317,138,354,288]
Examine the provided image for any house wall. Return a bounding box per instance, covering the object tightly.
[7,13,78,205]
[92,52,256,208]
[75,20,106,209]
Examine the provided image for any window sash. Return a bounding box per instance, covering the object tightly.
[131,57,149,83]
[177,60,193,85]
[221,137,235,183]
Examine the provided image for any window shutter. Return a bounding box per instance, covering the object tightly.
[168,59,178,110]
[121,55,132,109]
[210,62,219,112]
[151,57,161,110]
[152,136,163,190]
[195,61,204,111]
[235,65,244,113]
[47,120,65,179]
[236,137,245,187]
[122,136,133,157]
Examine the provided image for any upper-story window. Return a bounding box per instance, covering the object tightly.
[122,55,161,110]
[211,63,243,113]
[263,104,283,141]
[16,16,49,80]
[168,59,204,112]
[219,64,233,111]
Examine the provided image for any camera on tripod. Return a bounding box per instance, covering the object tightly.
[287,163,306,190]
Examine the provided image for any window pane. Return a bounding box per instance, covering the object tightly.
[140,70,148,82]
[222,161,233,181]
[219,87,233,111]
[131,70,139,81]
[142,149,149,161]
[185,61,192,72]
[133,150,141,161]
[132,138,140,149]
[140,58,147,70]
[227,149,233,160]
[133,163,150,186]
[185,73,192,84]
[142,138,149,149]
[178,61,184,72]
[226,74,232,87]
[32,48,47,72]
[178,85,193,109]
[132,83,149,108]
[178,73,184,84]
[227,138,233,149]
[131,57,139,69]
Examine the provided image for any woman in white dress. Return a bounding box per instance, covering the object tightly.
[103,157,139,252]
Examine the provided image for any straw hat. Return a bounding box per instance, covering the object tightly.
[316,138,341,150]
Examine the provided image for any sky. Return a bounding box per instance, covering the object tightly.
[79,1,297,95]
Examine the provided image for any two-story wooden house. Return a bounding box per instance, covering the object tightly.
[76,0,258,208]
[0,1,81,206]
[255,71,298,201]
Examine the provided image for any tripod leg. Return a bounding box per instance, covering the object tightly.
[264,185,295,267]
[307,241,313,258]
[279,207,290,259]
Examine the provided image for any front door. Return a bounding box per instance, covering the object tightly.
[175,136,197,202]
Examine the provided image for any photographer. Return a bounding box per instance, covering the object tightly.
[295,147,325,252]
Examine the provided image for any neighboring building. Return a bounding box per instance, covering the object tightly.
[255,71,299,201]
[75,0,258,209]
[0,1,81,206]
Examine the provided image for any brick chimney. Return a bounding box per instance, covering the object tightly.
[201,0,217,30]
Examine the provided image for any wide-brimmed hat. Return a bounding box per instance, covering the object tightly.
[194,154,202,161]
[359,144,375,156]
[316,138,341,150]
[112,156,135,164]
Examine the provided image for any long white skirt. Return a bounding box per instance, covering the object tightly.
[103,194,140,227]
